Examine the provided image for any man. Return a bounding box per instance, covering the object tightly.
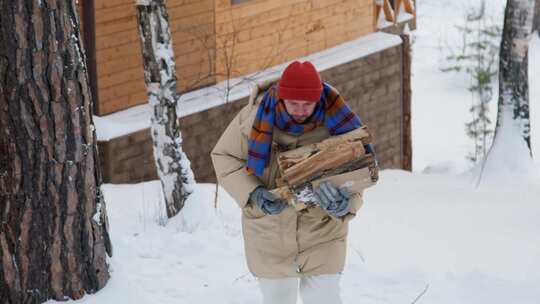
[211,61,375,304]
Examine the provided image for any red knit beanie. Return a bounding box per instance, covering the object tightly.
[278,61,323,102]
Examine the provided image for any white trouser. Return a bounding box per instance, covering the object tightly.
[258,274,342,304]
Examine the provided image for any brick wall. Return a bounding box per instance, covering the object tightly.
[321,46,404,170]
[98,41,410,184]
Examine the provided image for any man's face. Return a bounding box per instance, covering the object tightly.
[283,99,317,123]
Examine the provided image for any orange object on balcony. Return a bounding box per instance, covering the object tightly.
[395,0,416,17]
[375,0,395,23]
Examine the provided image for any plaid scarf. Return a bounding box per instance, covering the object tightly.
[247,82,368,177]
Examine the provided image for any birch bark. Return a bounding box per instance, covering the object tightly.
[136,0,195,218]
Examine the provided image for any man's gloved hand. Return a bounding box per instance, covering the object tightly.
[249,186,288,215]
[314,181,351,218]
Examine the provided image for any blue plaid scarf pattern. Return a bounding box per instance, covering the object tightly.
[246,82,373,177]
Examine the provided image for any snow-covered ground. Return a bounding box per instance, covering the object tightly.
[52,171,540,304]
[412,0,539,173]
[53,0,540,303]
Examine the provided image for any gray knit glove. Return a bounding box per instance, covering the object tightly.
[314,181,351,218]
[249,186,288,215]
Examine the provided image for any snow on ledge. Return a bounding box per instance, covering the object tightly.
[397,11,415,23]
[94,32,403,141]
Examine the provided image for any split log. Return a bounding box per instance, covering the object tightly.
[270,127,379,210]
[271,155,378,210]
[276,126,372,187]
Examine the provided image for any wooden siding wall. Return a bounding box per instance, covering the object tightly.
[90,0,374,115]
[214,0,375,81]
[94,0,216,115]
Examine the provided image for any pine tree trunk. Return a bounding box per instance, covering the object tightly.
[0,1,112,303]
[136,0,195,218]
[534,0,540,36]
[497,0,535,150]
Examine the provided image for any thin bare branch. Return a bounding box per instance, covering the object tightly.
[352,246,366,263]
[411,284,430,304]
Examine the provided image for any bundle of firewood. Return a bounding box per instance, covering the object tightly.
[271,126,379,210]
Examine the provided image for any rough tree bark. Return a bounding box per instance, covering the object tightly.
[496,0,536,151]
[534,0,540,36]
[0,0,112,303]
[135,0,195,218]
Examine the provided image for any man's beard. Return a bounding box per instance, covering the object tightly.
[292,115,309,123]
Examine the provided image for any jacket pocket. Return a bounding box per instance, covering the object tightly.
[242,203,267,219]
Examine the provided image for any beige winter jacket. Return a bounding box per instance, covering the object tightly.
[210,78,364,278]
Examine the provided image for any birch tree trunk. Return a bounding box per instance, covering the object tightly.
[136,0,195,218]
[496,0,536,151]
[478,0,536,185]
[0,0,112,302]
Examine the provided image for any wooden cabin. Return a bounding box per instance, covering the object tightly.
[79,0,416,183]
